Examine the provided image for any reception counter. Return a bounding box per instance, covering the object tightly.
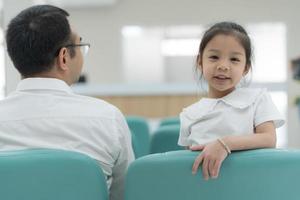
[72,83,203,118]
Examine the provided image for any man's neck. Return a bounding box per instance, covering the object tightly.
[23,71,71,86]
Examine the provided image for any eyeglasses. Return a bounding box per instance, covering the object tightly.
[65,43,91,57]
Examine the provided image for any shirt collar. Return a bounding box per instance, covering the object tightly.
[16,78,73,94]
[221,88,266,109]
[183,87,266,120]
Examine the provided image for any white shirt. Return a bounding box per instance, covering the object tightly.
[0,78,134,200]
[178,88,285,147]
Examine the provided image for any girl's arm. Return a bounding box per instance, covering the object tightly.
[190,121,276,180]
[222,121,276,151]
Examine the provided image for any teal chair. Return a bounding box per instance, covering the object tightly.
[159,117,180,127]
[0,149,108,200]
[126,149,300,200]
[126,116,150,158]
[150,124,183,154]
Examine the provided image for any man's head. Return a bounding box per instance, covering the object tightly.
[6,5,88,84]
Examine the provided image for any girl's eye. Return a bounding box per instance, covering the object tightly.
[231,58,240,62]
[209,55,219,60]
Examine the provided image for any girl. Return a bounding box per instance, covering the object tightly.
[178,22,284,180]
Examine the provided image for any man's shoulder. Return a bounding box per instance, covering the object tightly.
[74,94,116,108]
[70,94,123,118]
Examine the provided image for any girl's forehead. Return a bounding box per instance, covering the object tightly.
[205,34,245,53]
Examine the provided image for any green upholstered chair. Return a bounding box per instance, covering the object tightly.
[150,124,183,154]
[126,116,151,158]
[126,149,300,200]
[159,117,180,127]
[0,149,108,200]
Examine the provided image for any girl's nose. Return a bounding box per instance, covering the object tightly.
[217,64,230,71]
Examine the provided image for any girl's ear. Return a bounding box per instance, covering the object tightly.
[197,63,203,72]
[243,64,250,75]
[196,55,203,72]
[57,47,69,71]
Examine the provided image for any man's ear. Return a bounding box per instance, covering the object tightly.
[57,47,69,71]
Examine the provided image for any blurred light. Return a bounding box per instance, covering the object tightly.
[122,26,143,37]
[161,39,200,56]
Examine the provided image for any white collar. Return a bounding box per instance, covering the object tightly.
[16,78,73,94]
[183,88,266,120]
[221,88,266,109]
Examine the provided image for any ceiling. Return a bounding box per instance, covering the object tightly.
[33,0,118,8]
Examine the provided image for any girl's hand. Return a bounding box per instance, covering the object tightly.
[190,140,229,180]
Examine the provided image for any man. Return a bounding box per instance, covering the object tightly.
[1,5,134,200]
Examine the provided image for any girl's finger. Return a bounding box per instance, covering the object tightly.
[192,153,204,174]
[190,145,205,151]
[202,157,209,180]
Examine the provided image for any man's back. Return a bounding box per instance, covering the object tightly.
[0,78,134,200]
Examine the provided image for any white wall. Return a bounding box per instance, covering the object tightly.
[3,0,300,146]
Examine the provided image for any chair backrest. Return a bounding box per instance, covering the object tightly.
[0,149,108,200]
[150,124,183,154]
[126,116,150,158]
[159,117,180,127]
[126,149,300,200]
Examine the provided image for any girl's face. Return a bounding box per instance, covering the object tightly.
[200,34,249,98]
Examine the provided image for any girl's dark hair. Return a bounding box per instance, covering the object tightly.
[196,21,252,73]
[6,5,75,77]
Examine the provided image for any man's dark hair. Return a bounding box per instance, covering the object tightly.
[6,5,75,77]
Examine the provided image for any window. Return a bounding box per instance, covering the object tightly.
[248,23,286,83]
[247,23,287,147]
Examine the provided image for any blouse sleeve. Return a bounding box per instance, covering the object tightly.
[254,92,285,128]
[178,111,191,146]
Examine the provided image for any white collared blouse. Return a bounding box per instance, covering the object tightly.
[178,88,285,147]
